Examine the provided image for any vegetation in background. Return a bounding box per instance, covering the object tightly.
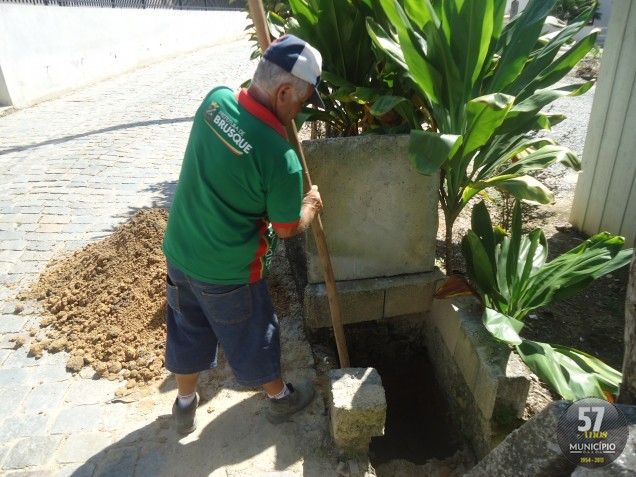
[461,201,631,401]
[368,0,598,272]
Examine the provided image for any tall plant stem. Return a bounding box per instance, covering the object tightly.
[445,220,454,275]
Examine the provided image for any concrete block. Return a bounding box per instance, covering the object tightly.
[429,298,462,354]
[304,280,384,329]
[303,135,439,283]
[473,359,499,421]
[495,353,531,420]
[304,272,442,329]
[383,270,444,317]
[329,368,386,453]
[467,401,574,477]
[454,333,483,392]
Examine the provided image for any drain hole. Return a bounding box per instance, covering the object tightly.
[343,321,461,466]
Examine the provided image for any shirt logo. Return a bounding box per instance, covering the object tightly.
[204,101,253,155]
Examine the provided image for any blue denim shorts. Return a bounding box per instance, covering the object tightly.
[164,260,281,387]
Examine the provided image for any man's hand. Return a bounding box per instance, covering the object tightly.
[302,185,323,214]
[273,185,323,239]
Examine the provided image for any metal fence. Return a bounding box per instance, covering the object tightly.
[0,0,245,9]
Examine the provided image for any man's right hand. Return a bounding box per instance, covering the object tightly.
[273,185,323,239]
[302,185,323,214]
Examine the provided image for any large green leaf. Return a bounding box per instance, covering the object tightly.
[516,340,609,401]
[462,231,499,300]
[463,93,515,160]
[517,228,548,289]
[496,82,594,135]
[518,233,631,313]
[483,308,523,345]
[366,18,410,73]
[500,145,581,175]
[370,95,409,116]
[487,0,558,93]
[473,135,556,175]
[518,30,598,100]
[463,174,554,204]
[442,0,493,97]
[506,200,523,307]
[471,201,497,271]
[409,131,462,175]
[380,0,443,106]
[551,344,622,394]
[506,8,595,96]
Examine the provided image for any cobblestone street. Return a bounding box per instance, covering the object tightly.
[0,37,338,476]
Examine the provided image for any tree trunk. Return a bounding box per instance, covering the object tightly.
[618,246,636,405]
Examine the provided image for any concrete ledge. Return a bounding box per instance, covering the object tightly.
[329,368,386,453]
[425,296,531,458]
[304,270,445,329]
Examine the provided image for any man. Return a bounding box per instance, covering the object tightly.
[162,35,324,434]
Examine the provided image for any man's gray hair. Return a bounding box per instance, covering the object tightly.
[252,58,312,102]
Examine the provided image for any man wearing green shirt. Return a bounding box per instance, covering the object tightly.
[162,35,324,434]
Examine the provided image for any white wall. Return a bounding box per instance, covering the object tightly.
[570,0,636,247]
[0,5,249,108]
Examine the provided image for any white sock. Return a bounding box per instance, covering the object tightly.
[268,383,291,400]
[177,391,196,409]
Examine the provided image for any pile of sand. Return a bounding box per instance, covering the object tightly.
[21,209,169,388]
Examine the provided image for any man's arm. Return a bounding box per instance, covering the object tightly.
[273,185,323,239]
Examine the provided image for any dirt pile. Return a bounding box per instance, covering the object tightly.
[22,209,169,387]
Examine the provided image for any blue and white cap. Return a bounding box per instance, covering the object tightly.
[263,34,325,109]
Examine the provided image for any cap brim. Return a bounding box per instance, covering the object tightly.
[308,88,325,109]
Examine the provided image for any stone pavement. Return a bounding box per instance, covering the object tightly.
[0,37,343,477]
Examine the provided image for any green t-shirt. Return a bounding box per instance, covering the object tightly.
[162,87,303,284]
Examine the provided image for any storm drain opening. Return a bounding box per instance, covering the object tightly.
[317,319,463,467]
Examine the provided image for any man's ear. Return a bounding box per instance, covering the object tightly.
[275,83,294,105]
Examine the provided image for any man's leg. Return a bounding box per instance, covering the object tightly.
[176,372,200,408]
[176,372,200,396]
[262,378,285,396]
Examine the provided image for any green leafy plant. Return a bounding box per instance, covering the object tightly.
[286,0,427,136]
[461,200,632,401]
[368,0,598,272]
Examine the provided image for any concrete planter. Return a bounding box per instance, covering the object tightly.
[300,134,443,328]
[302,134,438,283]
[294,135,532,459]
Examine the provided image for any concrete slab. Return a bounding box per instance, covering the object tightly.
[303,135,439,283]
[304,272,441,329]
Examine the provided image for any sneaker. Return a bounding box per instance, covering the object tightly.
[172,393,199,435]
[266,381,315,425]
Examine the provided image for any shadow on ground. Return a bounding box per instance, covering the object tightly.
[71,389,333,477]
[0,118,193,156]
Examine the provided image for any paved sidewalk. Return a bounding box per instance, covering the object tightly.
[0,38,339,477]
